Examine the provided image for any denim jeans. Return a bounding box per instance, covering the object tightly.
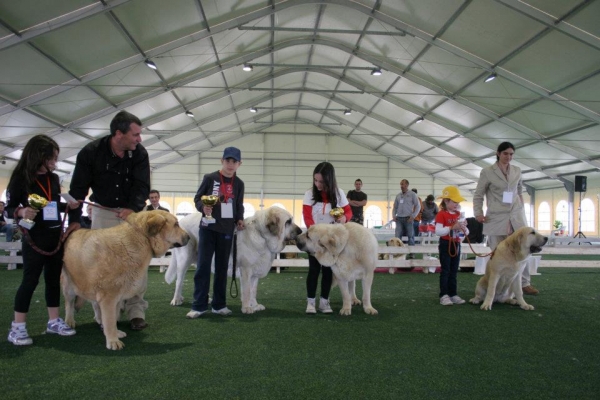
[395,217,415,246]
[438,238,461,298]
[192,228,234,312]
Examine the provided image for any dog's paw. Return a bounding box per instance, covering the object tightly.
[351,298,362,306]
[241,306,255,314]
[480,302,493,310]
[117,330,127,339]
[170,297,183,306]
[106,339,125,350]
[506,299,518,305]
[520,303,534,311]
[469,297,480,304]
[364,307,378,315]
[254,304,265,312]
[339,307,352,316]
[65,317,76,328]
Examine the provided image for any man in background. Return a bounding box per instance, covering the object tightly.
[392,179,421,258]
[346,179,367,225]
[146,190,170,212]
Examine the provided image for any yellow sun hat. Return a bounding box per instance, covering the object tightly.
[437,186,466,203]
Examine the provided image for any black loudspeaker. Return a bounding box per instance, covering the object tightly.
[575,175,587,192]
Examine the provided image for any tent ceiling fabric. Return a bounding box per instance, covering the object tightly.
[0,0,599,198]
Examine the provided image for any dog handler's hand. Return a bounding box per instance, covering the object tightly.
[20,207,38,220]
[476,215,486,223]
[203,205,212,215]
[335,215,347,224]
[236,220,245,230]
[117,208,134,220]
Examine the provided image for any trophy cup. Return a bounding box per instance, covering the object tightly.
[329,207,344,222]
[19,194,49,230]
[201,195,219,224]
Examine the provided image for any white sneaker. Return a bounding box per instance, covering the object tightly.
[450,295,466,305]
[8,325,33,346]
[186,310,207,319]
[211,307,232,316]
[440,295,453,306]
[318,297,333,314]
[306,298,316,314]
[46,318,76,336]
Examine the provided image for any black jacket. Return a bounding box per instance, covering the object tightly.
[69,135,150,220]
[145,205,170,212]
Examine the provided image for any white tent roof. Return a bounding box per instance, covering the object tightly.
[1,0,599,199]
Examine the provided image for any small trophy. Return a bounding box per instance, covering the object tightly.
[201,195,219,224]
[329,207,344,222]
[19,194,48,230]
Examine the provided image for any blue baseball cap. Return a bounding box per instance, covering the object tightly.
[222,146,241,161]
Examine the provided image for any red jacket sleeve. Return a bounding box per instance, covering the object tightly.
[303,204,315,228]
[343,204,352,223]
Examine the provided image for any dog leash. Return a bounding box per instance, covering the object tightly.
[14,203,72,256]
[229,231,239,298]
[449,226,494,258]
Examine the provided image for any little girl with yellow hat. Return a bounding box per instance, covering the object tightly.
[435,186,469,306]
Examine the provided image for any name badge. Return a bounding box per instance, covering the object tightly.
[502,191,513,204]
[43,201,59,221]
[400,199,404,204]
[221,202,233,218]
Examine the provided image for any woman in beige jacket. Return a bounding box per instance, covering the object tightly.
[473,142,538,295]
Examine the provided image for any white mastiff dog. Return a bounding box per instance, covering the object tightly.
[238,207,302,314]
[295,222,378,316]
[165,208,302,314]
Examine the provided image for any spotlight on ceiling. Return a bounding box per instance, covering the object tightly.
[144,59,157,70]
[371,67,382,76]
[242,63,253,72]
[416,117,424,123]
[343,109,352,115]
[250,107,258,113]
[484,72,497,83]
[185,110,194,117]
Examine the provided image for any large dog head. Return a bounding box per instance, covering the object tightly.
[246,206,302,253]
[128,210,190,257]
[296,224,349,266]
[503,226,548,261]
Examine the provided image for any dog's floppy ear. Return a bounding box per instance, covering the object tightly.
[266,211,281,237]
[505,228,526,258]
[146,213,167,236]
[315,225,349,266]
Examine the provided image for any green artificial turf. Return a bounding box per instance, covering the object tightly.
[0,266,599,399]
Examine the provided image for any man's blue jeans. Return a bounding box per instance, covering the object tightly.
[395,217,415,246]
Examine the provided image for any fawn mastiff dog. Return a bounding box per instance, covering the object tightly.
[62,210,189,350]
[469,227,547,311]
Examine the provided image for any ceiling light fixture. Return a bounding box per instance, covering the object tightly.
[484,72,497,83]
[185,110,194,117]
[242,63,253,72]
[416,117,424,123]
[371,67,382,76]
[344,109,352,115]
[250,107,258,113]
[144,59,157,70]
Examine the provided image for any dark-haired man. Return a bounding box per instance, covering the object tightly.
[69,110,151,331]
[146,190,169,212]
[346,179,367,225]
